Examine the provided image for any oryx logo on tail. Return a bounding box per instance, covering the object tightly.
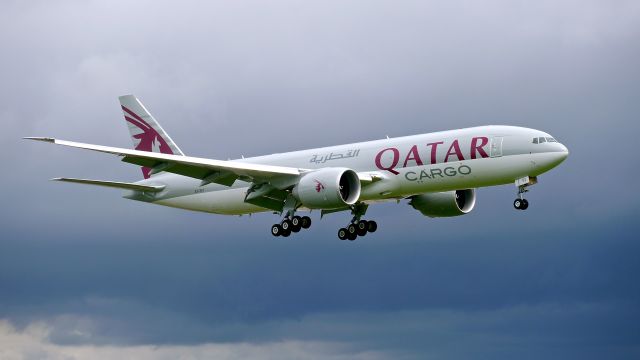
[118,95,184,179]
[122,106,174,178]
[122,106,173,153]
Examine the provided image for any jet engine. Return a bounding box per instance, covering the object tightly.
[293,168,361,209]
[409,189,476,218]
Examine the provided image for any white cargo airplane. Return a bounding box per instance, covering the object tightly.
[26,95,569,240]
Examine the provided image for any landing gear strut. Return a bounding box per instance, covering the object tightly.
[271,194,312,237]
[337,203,377,241]
[513,176,536,210]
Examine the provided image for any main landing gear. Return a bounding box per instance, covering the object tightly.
[338,219,377,241]
[271,215,312,237]
[271,194,312,237]
[337,202,377,241]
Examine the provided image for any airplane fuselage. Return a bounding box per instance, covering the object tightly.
[129,125,568,215]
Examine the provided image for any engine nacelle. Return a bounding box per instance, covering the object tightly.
[409,189,476,218]
[293,168,361,210]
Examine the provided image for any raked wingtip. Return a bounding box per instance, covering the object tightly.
[23,137,55,142]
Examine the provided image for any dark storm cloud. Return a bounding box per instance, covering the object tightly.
[1,0,639,358]
[2,214,639,356]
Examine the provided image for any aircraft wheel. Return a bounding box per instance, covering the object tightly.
[271,224,282,237]
[281,219,292,231]
[347,224,357,236]
[514,199,523,210]
[301,216,312,229]
[367,221,378,233]
[357,221,368,236]
[338,228,348,240]
[291,216,302,232]
[281,228,291,237]
[521,199,529,210]
[348,231,357,241]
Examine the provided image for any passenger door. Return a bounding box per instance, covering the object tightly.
[490,137,503,158]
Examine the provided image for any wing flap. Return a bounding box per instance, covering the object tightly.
[52,178,165,192]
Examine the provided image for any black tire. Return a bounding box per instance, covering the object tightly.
[348,231,357,241]
[291,223,301,233]
[347,224,357,235]
[521,199,529,210]
[281,219,292,231]
[281,228,291,237]
[367,221,378,233]
[301,216,312,229]
[514,199,523,210]
[338,228,348,240]
[271,224,282,237]
[291,216,301,227]
[357,221,368,236]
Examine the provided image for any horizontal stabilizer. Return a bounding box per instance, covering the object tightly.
[52,178,165,192]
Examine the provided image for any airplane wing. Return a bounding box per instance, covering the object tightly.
[25,137,302,186]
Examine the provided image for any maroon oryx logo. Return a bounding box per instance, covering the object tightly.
[314,179,325,193]
[121,105,174,178]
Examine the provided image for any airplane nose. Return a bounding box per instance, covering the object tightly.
[535,145,569,172]
[555,144,569,164]
[560,144,569,157]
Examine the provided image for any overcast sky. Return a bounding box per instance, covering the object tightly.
[1,1,639,359]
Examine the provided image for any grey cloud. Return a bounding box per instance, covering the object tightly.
[1,216,638,352]
[5,302,638,360]
[0,320,387,360]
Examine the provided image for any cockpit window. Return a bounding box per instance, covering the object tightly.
[533,136,559,144]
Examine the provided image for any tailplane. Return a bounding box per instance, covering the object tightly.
[52,178,165,192]
[119,95,184,178]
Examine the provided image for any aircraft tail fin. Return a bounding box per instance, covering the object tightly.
[118,95,184,178]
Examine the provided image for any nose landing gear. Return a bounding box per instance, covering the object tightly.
[513,198,529,210]
[513,176,536,210]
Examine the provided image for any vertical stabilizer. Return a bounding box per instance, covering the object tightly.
[118,95,184,178]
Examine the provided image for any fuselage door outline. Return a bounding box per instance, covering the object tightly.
[490,137,503,158]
